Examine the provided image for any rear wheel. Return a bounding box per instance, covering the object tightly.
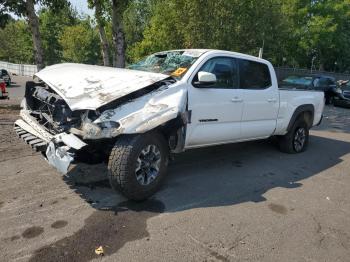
[108,132,169,201]
[279,118,309,154]
[325,94,334,105]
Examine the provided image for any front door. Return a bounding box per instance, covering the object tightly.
[185,57,244,148]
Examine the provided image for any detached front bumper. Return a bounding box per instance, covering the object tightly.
[14,110,87,174]
[45,141,75,174]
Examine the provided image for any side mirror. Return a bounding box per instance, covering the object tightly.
[193,71,217,87]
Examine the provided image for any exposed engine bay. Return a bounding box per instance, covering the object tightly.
[24,77,181,138]
[24,81,81,134]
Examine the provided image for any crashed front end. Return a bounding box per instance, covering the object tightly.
[14,64,187,174]
[14,109,86,174]
[14,82,100,173]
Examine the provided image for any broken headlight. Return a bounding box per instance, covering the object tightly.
[71,121,122,140]
[97,121,120,129]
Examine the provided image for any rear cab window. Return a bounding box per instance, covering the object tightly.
[238,59,271,89]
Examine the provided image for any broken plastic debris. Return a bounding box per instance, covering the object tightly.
[95,246,104,256]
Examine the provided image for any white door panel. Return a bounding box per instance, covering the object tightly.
[185,56,243,147]
[239,120,277,139]
[187,122,241,145]
[240,87,279,138]
[186,88,243,147]
[241,89,279,121]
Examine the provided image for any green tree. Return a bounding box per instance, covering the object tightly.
[0,12,12,28]
[123,0,153,61]
[39,4,78,65]
[129,0,289,64]
[88,0,130,67]
[0,20,34,63]
[0,0,69,69]
[111,0,129,67]
[59,19,101,64]
[128,0,183,61]
[88,0,111,66]
[299,0,350,71]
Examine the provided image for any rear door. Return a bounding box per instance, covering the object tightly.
[185,56,243,147]
[238,59,279,139]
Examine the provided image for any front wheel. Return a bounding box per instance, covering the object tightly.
[278,119,309,154]
[108,132,169,201]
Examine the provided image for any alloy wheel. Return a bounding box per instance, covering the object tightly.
[293,127,306,152]
[135,144,161,186]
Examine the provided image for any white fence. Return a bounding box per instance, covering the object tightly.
[0,61,37,77]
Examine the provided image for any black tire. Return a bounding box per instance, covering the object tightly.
[325,94,334,105]
[108,132,169,201]
[328,96,334,105]
[278,118,309,154]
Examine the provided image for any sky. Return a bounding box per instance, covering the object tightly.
[69,0,94,16]
[8,0,94,18]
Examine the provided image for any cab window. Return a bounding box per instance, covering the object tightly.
[238,59,271,89]
[193,57,239,89]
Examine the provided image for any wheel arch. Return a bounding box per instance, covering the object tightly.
[287,104,315,132]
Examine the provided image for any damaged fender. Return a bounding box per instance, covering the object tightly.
[93,84,188,136]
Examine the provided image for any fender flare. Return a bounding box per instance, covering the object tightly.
[287,104,315,132]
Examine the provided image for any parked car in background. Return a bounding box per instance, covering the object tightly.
[1,69,11,86]
[333,80,350,108]
[280,75,337,104]
[0,78,8,99]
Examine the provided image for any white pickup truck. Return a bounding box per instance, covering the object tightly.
[15,49,324,200]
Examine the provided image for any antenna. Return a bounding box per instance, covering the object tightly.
[259,48,263,58]
[259,39,265,58]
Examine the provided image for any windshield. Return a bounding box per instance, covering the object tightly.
[282,76,313,86]
[127,51,201,79]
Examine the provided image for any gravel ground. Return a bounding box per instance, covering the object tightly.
[0,78,350,262]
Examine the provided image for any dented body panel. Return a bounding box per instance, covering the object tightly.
[35,63,170,110]
[95,83,188,134]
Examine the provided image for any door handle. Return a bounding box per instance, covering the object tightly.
[231,97,243,103]
[267,98,277,103]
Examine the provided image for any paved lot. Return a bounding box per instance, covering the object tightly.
[0,78,350,262]
[1,75,28,106]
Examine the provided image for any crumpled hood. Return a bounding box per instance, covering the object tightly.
[35,63,169,111]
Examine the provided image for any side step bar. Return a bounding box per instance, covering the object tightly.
[14,124,48,152]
